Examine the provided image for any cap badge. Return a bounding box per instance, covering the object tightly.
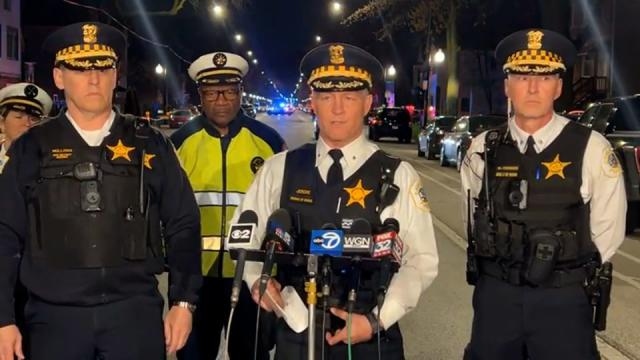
[82,24,98,44]
[213,53,227,67]
[329,45,345,65]
[527,30,544,50]
[24,85,38,98]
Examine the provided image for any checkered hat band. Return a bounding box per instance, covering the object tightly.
[55,44,117,62]
[307,65,372,87]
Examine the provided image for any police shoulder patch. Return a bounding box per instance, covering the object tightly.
[250,156,265,174]
[410,180,430,212]
[602,147,622,178]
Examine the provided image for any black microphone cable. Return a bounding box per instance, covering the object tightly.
[321,257,332,360]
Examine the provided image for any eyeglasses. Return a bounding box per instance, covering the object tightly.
[201,88,240,101]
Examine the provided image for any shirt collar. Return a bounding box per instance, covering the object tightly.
[315,133,372,168]
[66,110,116,137]
[508,113,568,153]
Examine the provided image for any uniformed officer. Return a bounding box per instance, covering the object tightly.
[461,28,627,359]
[171,52,285,360]
[0,22,202,360]
[0,83,52,173]
[232,43,439,359]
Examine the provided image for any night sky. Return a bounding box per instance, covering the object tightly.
[22,0,544,107]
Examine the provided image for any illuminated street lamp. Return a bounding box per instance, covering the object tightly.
[234,33,243,43]
[331,1,342,14]
[252,59,258,65]
[155,64,168,112]
[386,65,397,78]
[211,4,224,18]
[315,35,322,43]
[247,50,253,57]
[433,48,445,64]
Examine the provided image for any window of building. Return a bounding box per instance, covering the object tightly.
[6,26,18,60]
[3,0,10,11]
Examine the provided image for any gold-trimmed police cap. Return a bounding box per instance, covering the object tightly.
[495,29,576,75]
[0,83,52,117]
[188,52,249,86]
[300,43,383,92]
[43,22,125,71]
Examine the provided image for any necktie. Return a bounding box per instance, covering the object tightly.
[326,149,344,186]
[525,136,537,156]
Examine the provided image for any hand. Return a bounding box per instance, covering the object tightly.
[0,325,23,360]
[251,278,284,312]
[325,307,373,346]
[164,306,192,355]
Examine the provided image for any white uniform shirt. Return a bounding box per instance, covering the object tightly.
[67,110,115,146]
[460,113,627,261]
[233,134,439,329]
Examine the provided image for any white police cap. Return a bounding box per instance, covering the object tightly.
[0,83,53,117]
[188,52,249,86]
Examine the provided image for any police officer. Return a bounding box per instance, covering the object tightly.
[233,43,439,359]
[0,83,52,173]
[171,51,285,360]
[461,29,626,359]
[0,22,202,360]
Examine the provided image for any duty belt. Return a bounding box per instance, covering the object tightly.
[478,259,589,288]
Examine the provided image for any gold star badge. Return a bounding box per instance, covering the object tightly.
[343,179,373,208]
[144,153,156,169]
[106,139,135,162]
[541,154,572,179]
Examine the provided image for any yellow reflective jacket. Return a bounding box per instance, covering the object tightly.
[171,113,285,277]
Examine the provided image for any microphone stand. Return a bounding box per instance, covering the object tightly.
[306,255,318,360]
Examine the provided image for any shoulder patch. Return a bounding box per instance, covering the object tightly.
[602,147,622,178]
[410,180,430,212]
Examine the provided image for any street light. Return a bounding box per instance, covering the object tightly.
[211,4,224,18]
[386,65,397,78]
[155,64,168,112]
[315,35,322,43]
[247,50,253,57]
[234,33,243,43]
[252,59,258,65]
[433,49,445,64]
[331,1,342,14]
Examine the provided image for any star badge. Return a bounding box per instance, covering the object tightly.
[106,139,135,162]
[144,153,156,169]
[343,179,373,208]
[541,154,572,179]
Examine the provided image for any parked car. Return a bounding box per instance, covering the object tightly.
[577,95,640,232]
[440,114,507,171]
[417,115,457,159]
[169,109,192,128]
[368,107,413,143]
[150,109,170,128]
[241,103,257,118]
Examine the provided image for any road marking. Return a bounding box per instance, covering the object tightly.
[616,249,640,267]
[431,214,633,360]
[419,172,461,196]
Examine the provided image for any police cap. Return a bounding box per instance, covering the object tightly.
[495,29,576,75]
[300,43,383,92]
[0,83,53,117]
[43,22,125,71]
[188,52,249,86]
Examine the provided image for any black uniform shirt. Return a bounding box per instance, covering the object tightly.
[0,112,202,326]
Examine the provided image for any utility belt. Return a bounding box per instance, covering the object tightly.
[477,259,590,288]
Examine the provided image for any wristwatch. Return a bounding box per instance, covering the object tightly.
[365,312,382,335]
[172,301,197,313]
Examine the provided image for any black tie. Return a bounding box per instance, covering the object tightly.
[525,136,537,156]
[326,149,344,186]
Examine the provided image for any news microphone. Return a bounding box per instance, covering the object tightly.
[259,208,294,297]
[309,223,344,257]
[229,210,258,308]
[374,218,402,302]
[343,218,374,255]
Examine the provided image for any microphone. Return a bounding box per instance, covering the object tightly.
[259,208,294,297]
[343,218,373,256]
[373,218,401,303]
[309,223,344,257]
[228,210,258,308]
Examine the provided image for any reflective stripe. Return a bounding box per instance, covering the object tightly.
[202,236,223,251]
[194,192,244,207]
